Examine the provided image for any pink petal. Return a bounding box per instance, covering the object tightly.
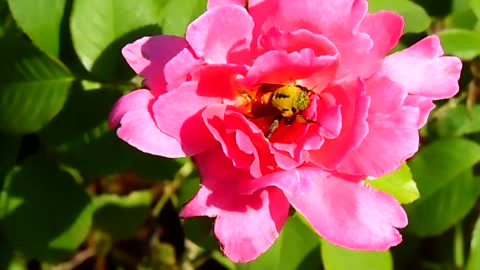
[365,74,407,114]
[181,149,290,262]
[359,11,403,61]
[242,48,338,88]
[285,167,407,250]
[337,11,403,78]
[403,95,435,128]
[214,187,289,262]
[250,0,367,36]
[191,64,248,99]
[316,92,343,139]
[186,5,254,64]
[180,187,290,262]
[202,104,277,177]
[259,28,338,58]
[122,36,194,93]
[309,79,370,169]
[338,106,420,177]
[180,149,253,218]
[257,28,340,89]
[334,33,373,79]
[109,89,185,157]
[164,47,203,91]
[381,35,462,99]
[207,0,245,9]
[152,82,220,156]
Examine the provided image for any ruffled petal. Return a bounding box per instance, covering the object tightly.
[202,104,277,177]
[152,82,220,156]
[122,36,194,93]
[333,75,417,176]
[359,11,403,62]
[242,48,338,88]
[164,47,203,91]
[381,35,462,99]
[403,95,435,128]
[186,5,254,64]
[316,92,343,139]
[284,167,407,250]
[338,106,420,177]
[109,89,185,157]
[337,11,403,78]
[309,79,370,169]
[259,28,338,58]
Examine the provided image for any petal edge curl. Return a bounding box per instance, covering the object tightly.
[381,35,462,99]
[109,89,186,158]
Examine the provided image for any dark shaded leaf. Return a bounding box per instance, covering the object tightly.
[0,157,93,262]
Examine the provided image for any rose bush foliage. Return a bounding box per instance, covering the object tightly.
[109,0,461,262]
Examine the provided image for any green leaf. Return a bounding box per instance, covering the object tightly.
[7,0,66,56]
[406,138,480,236]
[366,163,419,204]
[93,191,153,239]
[177,177,200,208]
[438,29,480,60]
[434,104,480,136]
[471,0,480,19]
[183,217,218,251]
[321,240,392,270]
[406,172,480,237]
[455,0,472,10]
[162,0,207,36]
[0,36,73,135]
[408,138,480,198]
[239,215,322,270]
[447,9,478,29]
[368,0,431,33]
[466,214,480,270]
[70,0,167,80]
[0,157,93,262]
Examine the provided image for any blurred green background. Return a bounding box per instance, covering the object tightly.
[1,0,480,269]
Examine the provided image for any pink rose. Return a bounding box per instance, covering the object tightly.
[109,0,462,262]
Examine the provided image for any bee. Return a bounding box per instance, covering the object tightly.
[243,84,317,138]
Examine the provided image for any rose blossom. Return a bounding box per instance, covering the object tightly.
[109,0,462,262]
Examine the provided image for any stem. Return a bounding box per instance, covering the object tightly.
[152,160,194,217]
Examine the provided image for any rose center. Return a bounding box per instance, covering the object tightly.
[238,84,313,138]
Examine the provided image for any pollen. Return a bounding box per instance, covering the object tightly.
[258,92,272,105]
[235,92,254,116]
